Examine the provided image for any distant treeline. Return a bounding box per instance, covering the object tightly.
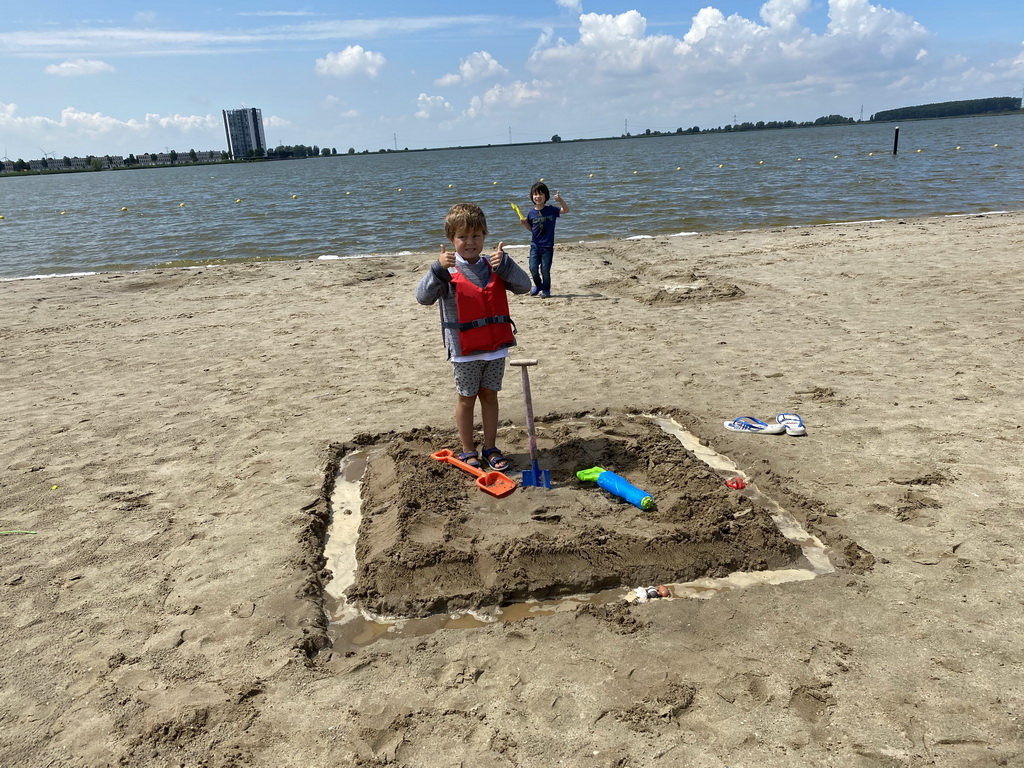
[870,97,1022,122]
[266,145,338,158]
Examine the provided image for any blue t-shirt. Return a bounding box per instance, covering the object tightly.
[526,205,560,248]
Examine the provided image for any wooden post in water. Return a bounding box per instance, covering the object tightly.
[892,126,900,155]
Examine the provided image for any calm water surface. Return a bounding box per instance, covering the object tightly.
[1,115,1021,279]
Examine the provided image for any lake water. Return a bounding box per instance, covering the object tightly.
[1,114,1021,279]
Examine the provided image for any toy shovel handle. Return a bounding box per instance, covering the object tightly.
[510,359,539,461]
[430,449,516,498]
[431,448,486,477]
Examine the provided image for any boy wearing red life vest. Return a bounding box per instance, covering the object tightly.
[416,203,532,471]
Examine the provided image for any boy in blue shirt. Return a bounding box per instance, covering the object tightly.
[519,182,569,298]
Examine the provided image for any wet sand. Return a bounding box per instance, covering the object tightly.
[2,212,1023,766]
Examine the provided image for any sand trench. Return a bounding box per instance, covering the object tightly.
[316,411,838,650]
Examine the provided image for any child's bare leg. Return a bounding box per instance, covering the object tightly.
[456,393,478,454]
[477,387,499,450]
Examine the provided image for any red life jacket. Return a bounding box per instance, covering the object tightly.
[444,266,516,355]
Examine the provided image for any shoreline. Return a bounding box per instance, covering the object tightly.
[2,208,1019,283]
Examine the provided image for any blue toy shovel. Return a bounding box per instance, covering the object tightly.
[510,358,551,488]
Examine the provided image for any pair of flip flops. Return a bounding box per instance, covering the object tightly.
[723,414,807,436]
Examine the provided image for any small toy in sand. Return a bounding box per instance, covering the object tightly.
[632,585,671,602]
[577,467,653,510]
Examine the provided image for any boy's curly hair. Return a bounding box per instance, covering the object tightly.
[445,203,488,241]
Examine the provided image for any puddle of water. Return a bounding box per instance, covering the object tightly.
[324,416,834,648]
[323,450,372,624]
[329,594,610,649]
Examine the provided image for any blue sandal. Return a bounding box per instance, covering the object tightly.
[458,451,482,469]
[482,447,509,471]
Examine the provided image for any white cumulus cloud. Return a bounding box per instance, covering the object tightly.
[44,59,116,76]
[435,51,507,86]
[532,11,677,75]
[315,45,386,78]
[760,0,813,31]
[415,94,453,120]
[0,102,226,157]
[520,3,937,127]
[464,81,546,120]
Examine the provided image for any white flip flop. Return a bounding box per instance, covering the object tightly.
[775,413,807,436]
[723,416,786,434]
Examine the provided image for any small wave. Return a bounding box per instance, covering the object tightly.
[318,252,405,262]
[1,271,99,282]
[945,210,1011,218]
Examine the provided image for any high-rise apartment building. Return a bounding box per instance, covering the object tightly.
[222,108,266,160]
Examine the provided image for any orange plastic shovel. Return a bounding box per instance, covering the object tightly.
[430,449,517,498]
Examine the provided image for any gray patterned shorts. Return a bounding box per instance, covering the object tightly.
[452,357,506,397]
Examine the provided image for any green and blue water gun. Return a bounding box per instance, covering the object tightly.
[576,467,653,510]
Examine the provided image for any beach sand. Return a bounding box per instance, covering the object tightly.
[2,212,1023,766]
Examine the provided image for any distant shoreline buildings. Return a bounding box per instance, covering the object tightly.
[1,150,229,174]
[0,106,269,173]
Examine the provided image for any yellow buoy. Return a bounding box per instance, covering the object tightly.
[493,181,497,185]
[676,167,681,171]
[539,178,544,181]
[291,194,298,199]
[955,146,961,150]
[448,184,453,188]
[718,164,723,168]
[346,191,351,195]
[993,144,999,148]
[60,211,66,215]
[235,199,242,203]
[633,170,638,174]
[868,152,874,156]
[179,203,185,207]
[834,155,839,159]
[758,160,764,164]
[917,149,923,153]
[796,158,802,162]
[588,173,594,178]
[397,188,402,192]
[120,206,128,211]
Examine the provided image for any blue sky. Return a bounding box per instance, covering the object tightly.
[1,1,1021,160]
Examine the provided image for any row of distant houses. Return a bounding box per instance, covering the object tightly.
[2,107,269,174]
[1,150,228,174]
